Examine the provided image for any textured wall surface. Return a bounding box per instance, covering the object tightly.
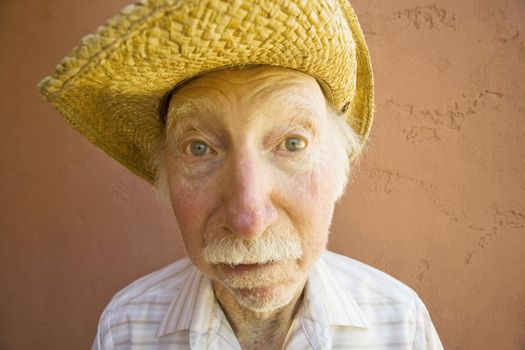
[1,1,524,349]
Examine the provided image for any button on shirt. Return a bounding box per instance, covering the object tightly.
[92,251,444,349]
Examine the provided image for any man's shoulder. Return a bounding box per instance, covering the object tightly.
[106,256,194,311]
[93,257,197,348]
[315,253,444,349]
[321,250,420,308]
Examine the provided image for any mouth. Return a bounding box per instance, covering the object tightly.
[215,260,302,291]
[219,261,276,274]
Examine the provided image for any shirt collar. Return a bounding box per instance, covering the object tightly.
[294,253,370,350]
[157,265,220,338]
[157,251,369,339]
[301,252,370,329]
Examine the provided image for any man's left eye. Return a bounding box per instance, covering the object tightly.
[284,136,306,152]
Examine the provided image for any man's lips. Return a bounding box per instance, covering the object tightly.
[219,262,275,274]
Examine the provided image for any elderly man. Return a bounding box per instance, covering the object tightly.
[39,0,443,349]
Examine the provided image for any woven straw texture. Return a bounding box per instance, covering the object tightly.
[38,0,374,184]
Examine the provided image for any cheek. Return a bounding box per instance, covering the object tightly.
[278,168,336,255]
[278,135,340,221]
[168,177,217,255]
[282,167,336,220]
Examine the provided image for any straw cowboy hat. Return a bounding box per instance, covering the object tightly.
[38,0,374,184]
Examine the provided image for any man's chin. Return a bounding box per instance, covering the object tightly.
[230,281,301,313]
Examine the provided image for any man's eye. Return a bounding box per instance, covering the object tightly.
[284,136,306,152]
[186,141,210,156]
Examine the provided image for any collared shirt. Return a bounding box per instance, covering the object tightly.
[92,251,444,349]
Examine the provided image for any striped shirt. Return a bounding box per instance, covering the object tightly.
[92,251,443,349]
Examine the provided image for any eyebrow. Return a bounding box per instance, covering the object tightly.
[269,92,324,115]
[265,92,323,134]
[165,96,220,129]
[275,115,317,137]
[166,89,324,137]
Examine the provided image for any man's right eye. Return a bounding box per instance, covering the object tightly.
[185,141,210,156]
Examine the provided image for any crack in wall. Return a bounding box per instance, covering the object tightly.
[393,5,457,31]
[385,89,504,144]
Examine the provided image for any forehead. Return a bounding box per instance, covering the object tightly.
[168,66,327,119]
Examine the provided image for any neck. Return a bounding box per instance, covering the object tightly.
[213,280,305,350]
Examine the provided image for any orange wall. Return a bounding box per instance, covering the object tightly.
[1,1,524,349]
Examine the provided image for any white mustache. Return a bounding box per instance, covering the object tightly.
[202,231,303,265]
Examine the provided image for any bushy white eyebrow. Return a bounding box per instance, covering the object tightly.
[167,91,324,134]
[270,92,325,116]
[166,96,218,131]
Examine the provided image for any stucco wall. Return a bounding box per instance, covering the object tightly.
[1,1,523,349]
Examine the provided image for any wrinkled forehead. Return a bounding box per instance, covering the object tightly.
[160,66,329,123]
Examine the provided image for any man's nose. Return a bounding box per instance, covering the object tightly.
[222,152,278,241]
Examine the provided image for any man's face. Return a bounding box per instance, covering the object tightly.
[164,66,343,312]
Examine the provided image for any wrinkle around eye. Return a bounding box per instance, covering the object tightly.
[179,138,220,163]
[171,123,221,155]
[271,130,311,154]
[166,131,220,173]
[174,139,223,180]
